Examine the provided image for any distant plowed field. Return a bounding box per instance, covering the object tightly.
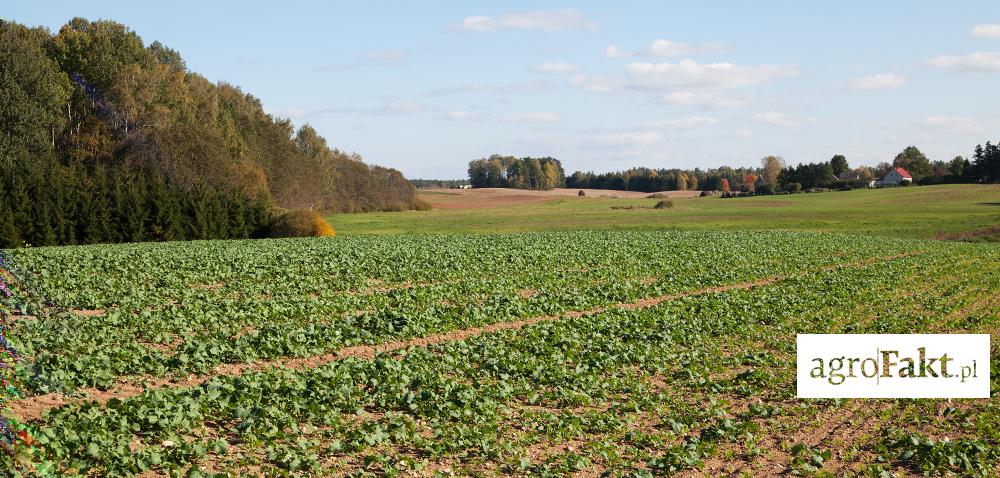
[2,231,998,476]
[336,184,1000,239]
[418,188,703,210]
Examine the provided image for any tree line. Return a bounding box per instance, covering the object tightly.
[559,143,1000,194]
[1,18,425,247]
[568,168,719,192]
[969,141,1000,184]
[467,155,566,190]
[0,159,271,248]
[409,179,470,189]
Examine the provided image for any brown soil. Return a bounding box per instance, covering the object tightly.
[139,337,183,354]
[4,313,36,321]
[190,282,225,291]
[418,187,702,210]
[932,224,1000,242]
[7,253,916,422]
[71,308,106,317]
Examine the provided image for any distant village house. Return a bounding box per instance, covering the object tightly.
[878,167,912,186]
[838,171,876,188]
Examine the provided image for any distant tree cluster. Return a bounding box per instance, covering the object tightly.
[565,166,762,193]
[468,155,565,190]
[778,161,837,189]
[561,142,1000,196]
[409,179,470,189]
[891,147,932,181]
[1,18,424,247]
[870,143,998,185]
[965,141,999,183]
[568,168,697,191]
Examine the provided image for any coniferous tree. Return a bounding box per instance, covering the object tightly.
[0,191,22,248]
[207,193,229,239]
[184,186,210,239]
[33,201,57,247]
[146,174,183,241]
[227,192,249,239]
[49,160,78,245]
[80,167,115,244]
[7,175,34,243]
[830,155,849,176]
[123,176,148,242]
[970,141,999,183]
[77,187,101,245]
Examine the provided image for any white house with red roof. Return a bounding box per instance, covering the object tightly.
[879,167,913,186]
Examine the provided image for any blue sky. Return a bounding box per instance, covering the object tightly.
[6,1,1000,179]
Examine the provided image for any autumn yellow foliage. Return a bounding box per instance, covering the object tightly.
[313,216,336,237]
[264,209,336,238]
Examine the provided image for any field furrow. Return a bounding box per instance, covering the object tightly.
[7,252,917,423]
[1,231,997,477]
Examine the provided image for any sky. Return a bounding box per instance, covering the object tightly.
[5,1,1000,179]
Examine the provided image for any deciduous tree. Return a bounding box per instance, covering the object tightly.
[830,155,849,176]
[892,146,932,180]
[760,156,784,186]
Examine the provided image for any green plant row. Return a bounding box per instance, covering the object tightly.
[6,241,997,476]
[6,232,913,393]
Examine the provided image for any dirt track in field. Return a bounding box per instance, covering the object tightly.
[418,187,703,210]
[8,253,916,421]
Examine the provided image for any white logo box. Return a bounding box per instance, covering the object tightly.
[797,334,991,398]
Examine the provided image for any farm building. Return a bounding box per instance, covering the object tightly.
[879,167,913,186]
[838,171,876,188]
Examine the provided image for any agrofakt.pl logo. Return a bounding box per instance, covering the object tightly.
[797,334,991,398]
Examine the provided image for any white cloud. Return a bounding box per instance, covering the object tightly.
[441,110,479,121]
[648,40,694,57]
[971,24,1000,39]
[535,62,580,74]
[850,73,906,90]
[597,131,663,146]
[506,112,561,123]
[753,112,816,127]
[592,117,716,149]
[605,45,636,59]
[571,60,795,109]
[625,60,801,90]
[383,100,424,114]
[365,49,408,63]
[734,130,754,140]
[662,91,747,108]
[606,39,726,59]
[645,116,719,129]
[569,74,619,92]
[926,52,1000,72]
[427,80,551,97]
[919,116,983,134]
[460,9,596,32]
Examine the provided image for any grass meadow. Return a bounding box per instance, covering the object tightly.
[331,184,1000,240]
